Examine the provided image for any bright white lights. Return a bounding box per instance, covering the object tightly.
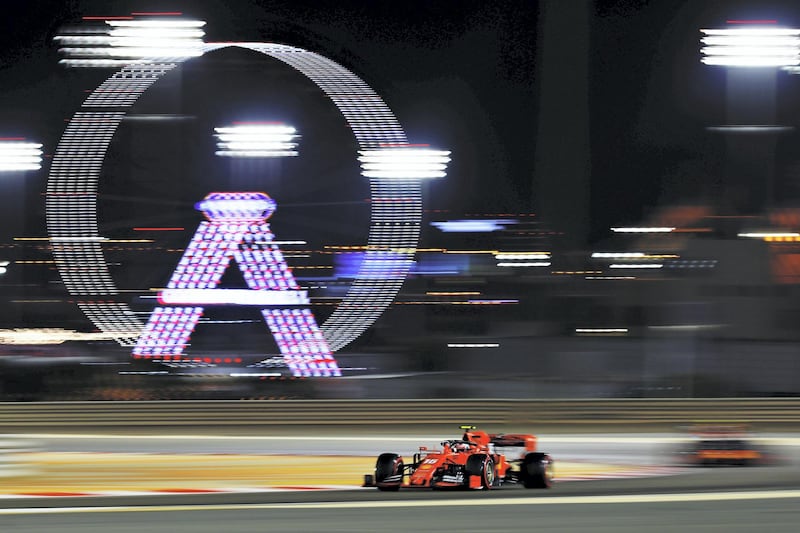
[575,328,628,335]
[158,288,310,306]
[609,263,663,269]
[0,141,43,171]
[496,262,551,267]
[229,372,282,377]
[610,227,675,233]
[194,193,276,220]
[495,252,550,260]
[214,124,300,157]
[432,220,516,233]
[586,276,636,280]
[738,231,800,238]
[107,20,206,28]
[359,147,450,179]
[50,236,109,242]
[495,251,552,268]
[447,343,500,348]
[55,17,206,67]
[0,328,122,345]
[592,252,646,258]
[706,125,794,133]
[700,27,800,67]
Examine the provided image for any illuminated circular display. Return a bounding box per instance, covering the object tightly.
[45,41,444,354]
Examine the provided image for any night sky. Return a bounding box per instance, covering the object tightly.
[3,0,800,247]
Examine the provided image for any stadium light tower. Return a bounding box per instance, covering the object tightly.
[699,21,799,217]
[0,139,43,326]
[214,123,300,158]
[700,26,800,67]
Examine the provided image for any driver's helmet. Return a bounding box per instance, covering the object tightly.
[453,441,472,452]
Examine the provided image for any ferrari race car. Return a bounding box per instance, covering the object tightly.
[365,425,554,491]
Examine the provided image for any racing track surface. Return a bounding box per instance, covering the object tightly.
[1,433,799,531]
[2,468,800,532]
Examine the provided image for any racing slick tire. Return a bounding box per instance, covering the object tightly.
[465,454,496,489]
[375,453,404,491]
[520,452,554,489]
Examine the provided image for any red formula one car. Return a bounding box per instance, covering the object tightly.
[365,425,554,491]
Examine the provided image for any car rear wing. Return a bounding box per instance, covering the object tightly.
[489,434,537,451]
[458,425,538,452]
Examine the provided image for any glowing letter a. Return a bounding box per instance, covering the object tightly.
[132,192,341,377]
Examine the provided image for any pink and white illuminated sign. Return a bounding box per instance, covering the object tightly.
[45,15,450,367]
[133,192,341,377]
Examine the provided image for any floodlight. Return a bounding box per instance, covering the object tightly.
[700,27,800,67]
[359,147,450,179]
[214,124,300,157]
[55,16,206,66]
[0,141,43,171]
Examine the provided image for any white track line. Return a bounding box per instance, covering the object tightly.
[1,489,800,514]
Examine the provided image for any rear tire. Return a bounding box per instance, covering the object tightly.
[465,454,495,489]
[375,453,403,491]
[520,452,554,489]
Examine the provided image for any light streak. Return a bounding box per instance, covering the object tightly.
[575,328,629,335]
[0,328,127,345]
[701,26,800,67]
[359,148,450,179]
[158,288,309,306]
[494,252,550,260]
[0,141,43,171]
[432,220,516,232]
[609,263,663,269]
[739,232,800,238]
[55,16,206,66]
[496,262,551,267]
[214,123,299,158]
[447,343,500,348]
[610,227,675,233]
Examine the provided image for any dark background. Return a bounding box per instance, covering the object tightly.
[3,1,800,243]
[1,0,797,243]
[2,1,800,400]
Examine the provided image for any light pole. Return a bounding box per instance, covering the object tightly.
[700,23,799,217]
[0,139,43,327]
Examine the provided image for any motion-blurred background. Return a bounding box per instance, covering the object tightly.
[1,0,800,401]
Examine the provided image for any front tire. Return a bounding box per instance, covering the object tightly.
[520,452,554,489]
[465,454,495,489]
[375,453,404,491]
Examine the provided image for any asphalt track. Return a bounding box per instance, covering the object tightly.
[0,433,799,531]
[2,469,800,532]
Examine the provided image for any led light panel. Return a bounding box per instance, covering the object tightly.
[55,17,206,66]
[358,147,450,178]
[0,141,43,171]
[701,26,800,67]
[214,123,299,157]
